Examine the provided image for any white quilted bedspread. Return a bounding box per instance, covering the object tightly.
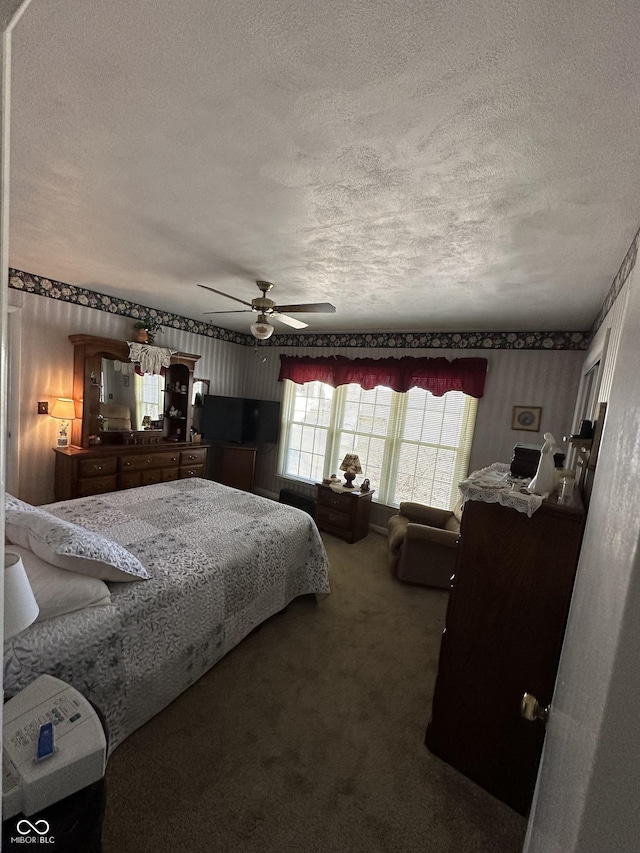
[3,479,330,752]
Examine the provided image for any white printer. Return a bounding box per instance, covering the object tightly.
[3,675,107,819]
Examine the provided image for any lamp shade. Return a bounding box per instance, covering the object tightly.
[340,453,362,474]
[339,453,362,488]
[4,550,39,639]
[250,315,274,340]
[50,397,76,420]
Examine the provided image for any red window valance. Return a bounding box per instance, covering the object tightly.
[278,355,488,398]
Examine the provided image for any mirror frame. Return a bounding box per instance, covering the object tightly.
[69,334,201,448]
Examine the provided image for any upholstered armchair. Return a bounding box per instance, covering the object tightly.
[387,499,463,589]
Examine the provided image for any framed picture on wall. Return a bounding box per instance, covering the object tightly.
[511,405,542,432]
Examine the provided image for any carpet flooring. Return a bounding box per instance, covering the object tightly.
[102,530,527,852]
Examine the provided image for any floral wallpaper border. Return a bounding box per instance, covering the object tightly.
[9,268,590,351]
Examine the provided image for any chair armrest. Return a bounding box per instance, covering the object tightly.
[399,502,453,528]
[405,523,459,548]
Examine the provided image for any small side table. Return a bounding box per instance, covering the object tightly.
[315,483,374,544]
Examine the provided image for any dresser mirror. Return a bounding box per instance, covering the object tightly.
[69,335,200,449]
[70,335,160,447]
[192,379,209,407]
[99,357,164,433]
[191,379,210,434]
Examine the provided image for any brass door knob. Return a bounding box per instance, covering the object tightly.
[521,692,549,724]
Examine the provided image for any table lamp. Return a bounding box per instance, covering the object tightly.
[51,397,76,447]
[4,550,39,639]
[339,453,362,489]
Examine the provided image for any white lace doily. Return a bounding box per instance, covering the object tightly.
[459,462,545,517]
[127,342,175,375]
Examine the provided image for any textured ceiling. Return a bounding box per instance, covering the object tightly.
[8,0,640,335]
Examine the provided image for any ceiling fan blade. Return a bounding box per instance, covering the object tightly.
[197,284,253,308]
[203,309,253,315]
[274,302,336,314]
[272,312,308,329]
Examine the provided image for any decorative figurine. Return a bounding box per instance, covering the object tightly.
[529,432,559,496]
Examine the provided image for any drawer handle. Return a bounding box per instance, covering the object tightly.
[124,460,131,467]
[187,454,197,460]
[146,458,152,464]
[94,465,103,472]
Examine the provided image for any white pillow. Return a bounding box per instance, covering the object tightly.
[6,493,39,513]
[4,494,47,547]
[5,508,149,583]
[8,545,112,621]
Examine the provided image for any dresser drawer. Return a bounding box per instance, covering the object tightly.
[316,488,353,512]
[180,447,208,466]
[179,464,204,479]
[162,468,180,482]
[78,457,118,478]
[119,471,142,489]
[78,474,118,497]
[119,451,180,471]
[315,504,352,532]
[141,469,163,486]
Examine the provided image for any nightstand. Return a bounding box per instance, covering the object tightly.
[315,484,374,543]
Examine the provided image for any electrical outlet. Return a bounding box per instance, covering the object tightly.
[37,401,49,415]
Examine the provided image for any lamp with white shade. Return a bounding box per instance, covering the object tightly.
[50,397,76,447]
[4,550,39,639]
[339,453,363,489]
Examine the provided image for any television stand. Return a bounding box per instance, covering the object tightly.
[218,445,257,492]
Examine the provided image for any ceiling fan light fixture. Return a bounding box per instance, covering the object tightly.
[250,314,274,340]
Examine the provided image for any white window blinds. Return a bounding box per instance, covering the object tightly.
[279,381,477,510]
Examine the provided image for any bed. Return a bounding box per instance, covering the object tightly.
[4,478,330,752]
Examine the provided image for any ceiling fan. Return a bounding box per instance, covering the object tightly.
[198,280,336,339]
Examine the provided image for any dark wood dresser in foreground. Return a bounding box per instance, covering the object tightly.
[425,491,585,815]
[54,443,209,501]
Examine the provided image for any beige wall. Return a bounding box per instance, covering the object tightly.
[245,343,584,526]
[9,289,249,504]
[9,288,584,509]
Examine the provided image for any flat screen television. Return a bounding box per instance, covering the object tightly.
[200,395,281,445]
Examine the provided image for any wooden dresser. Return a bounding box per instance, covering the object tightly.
[425,491,585,815]
[314,484,374,544]
[54,443,209,501]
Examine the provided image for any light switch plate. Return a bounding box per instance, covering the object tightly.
[37,401,48,415]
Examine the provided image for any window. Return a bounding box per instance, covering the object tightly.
[134,372,164,428]
[279,381,334,483]
[279,381,477,509]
